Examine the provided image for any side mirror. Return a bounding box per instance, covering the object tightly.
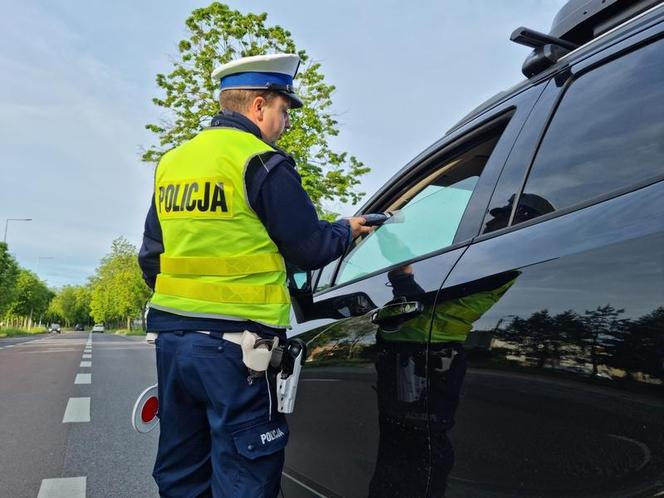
[288,268,313,324]
[288,270,311,294]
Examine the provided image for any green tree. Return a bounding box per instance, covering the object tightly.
[0,242,20,318]
[73,286,92,325]
[143,2,369,216]
[90,237,151,329]
[49,285,92,327]
[6,269,53,328]
[48,286,76,325]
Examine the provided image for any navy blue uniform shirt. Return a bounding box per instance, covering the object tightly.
[138,111,352,336]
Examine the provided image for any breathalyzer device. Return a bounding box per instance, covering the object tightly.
[362,210,403,227]
[277,338,307,414]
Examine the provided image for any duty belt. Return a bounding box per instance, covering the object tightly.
[190,330,245,345]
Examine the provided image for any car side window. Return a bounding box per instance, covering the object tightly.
[336,129,506,285]
[511,38,664,226]
[314,257,339,293]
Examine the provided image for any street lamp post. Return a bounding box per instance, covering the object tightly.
[3,218,32,243]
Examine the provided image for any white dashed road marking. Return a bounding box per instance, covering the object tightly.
[38,335,92,492]
[74,373,91,385]
[63,398,90,423]
[6,344,15,348]
[38,476,86,498]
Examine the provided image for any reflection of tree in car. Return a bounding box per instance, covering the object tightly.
[497,304,664,384]
[485,192,555,232]
[369,255,518,496]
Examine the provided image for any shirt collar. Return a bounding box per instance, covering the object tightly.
[210,110,262,140]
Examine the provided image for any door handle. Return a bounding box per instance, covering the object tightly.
[370,301,424,325]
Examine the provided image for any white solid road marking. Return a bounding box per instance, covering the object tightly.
[6,344,15,348]
[282,472,327,498]
[80,361,91,368]
[38,476,86,498]
[74,373,91,385]
[19,349,81,354]
[82,354,91,359]
[63,398,90,423]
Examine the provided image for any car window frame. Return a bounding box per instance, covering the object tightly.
[508,32,664,231]
[313,107,532,296]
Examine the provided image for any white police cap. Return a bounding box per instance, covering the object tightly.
[211,53,303,108]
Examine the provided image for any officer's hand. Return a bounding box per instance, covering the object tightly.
[348,217,373,239]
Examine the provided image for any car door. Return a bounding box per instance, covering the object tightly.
[436,28,664,498]
[280,82,548,498]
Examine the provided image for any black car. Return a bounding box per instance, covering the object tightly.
[74,323,84,331]
[282,1,664,497]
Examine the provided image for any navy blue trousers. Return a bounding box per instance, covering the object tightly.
[153,331,288,498]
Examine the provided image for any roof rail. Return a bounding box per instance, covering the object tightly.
[512,0,664,77]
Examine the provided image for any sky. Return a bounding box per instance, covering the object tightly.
[0,0,566,288]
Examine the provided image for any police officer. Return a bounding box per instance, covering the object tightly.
[138,53,370,498]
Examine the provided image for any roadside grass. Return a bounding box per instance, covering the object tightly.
[0,327,47,338]
[113,329,146,337]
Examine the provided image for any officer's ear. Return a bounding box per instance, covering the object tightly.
[249,96,267,121]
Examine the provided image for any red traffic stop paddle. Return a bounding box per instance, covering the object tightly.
[132,384,159,433]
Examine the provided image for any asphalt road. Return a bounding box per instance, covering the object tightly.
[0,331,159,498]
[1,332,661,497]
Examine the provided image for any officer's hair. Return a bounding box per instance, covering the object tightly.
[219,89,281,113]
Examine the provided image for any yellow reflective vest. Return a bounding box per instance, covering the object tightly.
[149,127,291,328]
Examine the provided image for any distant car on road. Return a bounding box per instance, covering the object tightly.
[74,323,84,331]
[48,323,61,334]
[92,324,105,333]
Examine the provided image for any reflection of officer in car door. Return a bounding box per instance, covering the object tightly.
[426,271,517,495]
[369,263,434,498]
[368,229,517,496]
[368,228,440,497]
[138,54,370,498]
